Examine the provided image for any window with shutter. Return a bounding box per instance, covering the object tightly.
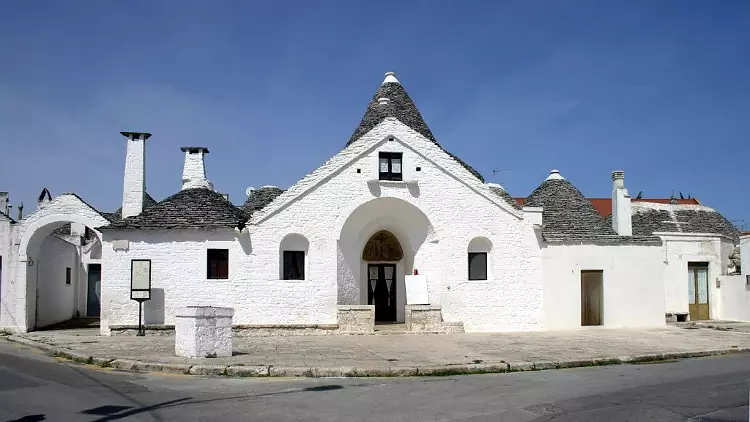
[378,152,403,181]
[207,249,229,279]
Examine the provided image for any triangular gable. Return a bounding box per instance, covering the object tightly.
[57,193,112,225]
[251,118,522,225]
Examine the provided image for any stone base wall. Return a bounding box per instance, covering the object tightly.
[234,324,339,336]
[110,324,339,337]
[337,305,375,333]
[405,305,464,333]
[110,325,176,336]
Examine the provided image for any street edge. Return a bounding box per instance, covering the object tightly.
[5,335,750,378]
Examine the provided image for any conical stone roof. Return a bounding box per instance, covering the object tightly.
[100,188,247,231]
[347,73,484,182]
[525,170,660,244]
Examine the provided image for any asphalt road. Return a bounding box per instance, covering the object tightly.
[0,339,748,422]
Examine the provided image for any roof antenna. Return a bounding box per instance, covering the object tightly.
[491,168,508,184]
[636,191,643,199]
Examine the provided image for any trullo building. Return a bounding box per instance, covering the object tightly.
[1,72,747,335]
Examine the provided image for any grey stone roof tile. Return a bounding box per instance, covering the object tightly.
[99,188,247,231]
[240,186,285,217]
[488,185,522,210]
[525,178,660,245]
[347,80,484,182]
[628,203,740,243]
[107,192,158,221]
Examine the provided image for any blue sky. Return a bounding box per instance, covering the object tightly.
[1,1,748,227]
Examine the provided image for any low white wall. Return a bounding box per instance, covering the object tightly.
[717,275,750,321]
[543,244,665,329]
[36,236,79,327]
[660,235,725,319]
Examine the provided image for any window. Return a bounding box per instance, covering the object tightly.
[468,253,487,280]
[280,233,309,280]
[65,267,72,285]
[283,251,305,280]
[379,152,403,181]
[207,249,229,279]
[467,237,492,280]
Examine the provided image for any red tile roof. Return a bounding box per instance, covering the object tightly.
[514,197,701,217]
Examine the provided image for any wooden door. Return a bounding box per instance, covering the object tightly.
[368,264,397,322]
[688,264,709,321]
[581,270,603,326]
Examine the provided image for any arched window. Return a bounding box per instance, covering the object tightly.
[280,234,309,280]
[467,237,492,281]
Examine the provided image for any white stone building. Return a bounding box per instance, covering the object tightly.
[0,72,745,335]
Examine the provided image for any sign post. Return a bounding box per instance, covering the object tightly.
[130,259,152,337]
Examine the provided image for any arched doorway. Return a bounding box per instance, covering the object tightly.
[363,230,404,322]
[10,193,109,332]
[336,197,438,324]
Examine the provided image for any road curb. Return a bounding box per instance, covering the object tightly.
[4,335,750,378]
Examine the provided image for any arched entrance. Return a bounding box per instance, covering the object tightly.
[337,197,438,324]
[9,193,109,332]
[363,230,404,322]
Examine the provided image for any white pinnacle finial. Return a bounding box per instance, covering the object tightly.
[546,169,565,181]
[383,72,400,84]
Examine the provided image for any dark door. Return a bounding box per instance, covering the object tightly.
[581,270,603,326]
[87,264,101,317]
[367,264,397,322]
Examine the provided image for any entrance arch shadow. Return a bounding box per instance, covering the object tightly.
[336,197,437,323]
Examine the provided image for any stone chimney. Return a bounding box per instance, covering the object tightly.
[0,192,7,215]
[120,131,151,218]
[611,170,632,236]
[180,147,213,190]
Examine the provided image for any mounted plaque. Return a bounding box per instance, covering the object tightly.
[130,259,152,300]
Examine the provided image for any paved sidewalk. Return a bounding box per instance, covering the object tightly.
[6,325,750,377]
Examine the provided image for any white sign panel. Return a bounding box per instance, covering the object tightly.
[131,259,151,294]
[405,275,429,305]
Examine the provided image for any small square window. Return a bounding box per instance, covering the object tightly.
[283,251,305,280]
[207,249,229,279]
[65,267,71,285]
[468,253,487,280]
[379,152,403,181]
[416,166,421,172]
[356,168,361,173]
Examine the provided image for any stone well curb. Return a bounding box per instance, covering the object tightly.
[5,335,750,378]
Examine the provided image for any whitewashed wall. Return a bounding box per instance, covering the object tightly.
[0,193,109,331]
[0,219,18,327]
[716,275,750,321]
[659,234,725,319]
[251,120,543,332]
[542,244,666,329]
[100,230,237,334]
[102,120,544,333]
[35,236,79,327]
[741,235,750,276]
